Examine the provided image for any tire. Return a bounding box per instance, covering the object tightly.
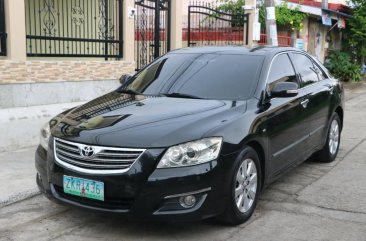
[315,113,341,163]
[216,146,262,225]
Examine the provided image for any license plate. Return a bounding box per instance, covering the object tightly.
[63,175,104,201]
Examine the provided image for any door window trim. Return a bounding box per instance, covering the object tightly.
[265,52,300,92]
[309,55,330,80]
[264,50,332,97]
[289,52,328,89]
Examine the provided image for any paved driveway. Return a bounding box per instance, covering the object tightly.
[1,83,366,241]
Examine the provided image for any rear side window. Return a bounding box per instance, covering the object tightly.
[291,53,319,87]
[311,56,330,80]
[314,64,327,81]
[267,54,298,92]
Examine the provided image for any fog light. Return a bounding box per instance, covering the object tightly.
[179,195,196,208]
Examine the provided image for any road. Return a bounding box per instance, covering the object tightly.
[1,83,366,241]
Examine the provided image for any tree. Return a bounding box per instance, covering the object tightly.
[216,0,245,16]
[275,2,307,32]
[345,0,366,64]
[216,0,307,32]
[215,0,246,27]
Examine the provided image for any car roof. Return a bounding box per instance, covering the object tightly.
[170,46,302,56]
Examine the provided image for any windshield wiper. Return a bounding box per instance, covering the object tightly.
[160,92,204,99]
[118,88,142,95]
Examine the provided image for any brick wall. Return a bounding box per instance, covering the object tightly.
[0,60,135,84]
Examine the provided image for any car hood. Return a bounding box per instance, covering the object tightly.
[51,91,247,148]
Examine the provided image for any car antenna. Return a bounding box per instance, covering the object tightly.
[250,46,266,52]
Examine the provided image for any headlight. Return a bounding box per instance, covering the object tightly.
[157,137,223,168]
[40,122,51,151]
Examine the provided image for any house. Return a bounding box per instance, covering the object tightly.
[0,0,182,109]
[0,0,351,110]
[275,0,351,62]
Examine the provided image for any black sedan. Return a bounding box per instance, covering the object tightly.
[36,46,344,225]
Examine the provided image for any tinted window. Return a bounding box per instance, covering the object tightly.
[123,53,264,100]
[312,56,331,79]
[127,54,192,93]
[314,64,327,80]
[291,53,319,86]
[267,54,297,92]
[310,56,328,80]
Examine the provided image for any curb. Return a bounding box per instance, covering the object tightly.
[0,188,41,208]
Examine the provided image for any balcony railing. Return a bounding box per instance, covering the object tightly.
[25,0,123,59]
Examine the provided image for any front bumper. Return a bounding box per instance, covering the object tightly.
[35,144,235,221]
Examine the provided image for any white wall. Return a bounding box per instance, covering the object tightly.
[314,0,348,5]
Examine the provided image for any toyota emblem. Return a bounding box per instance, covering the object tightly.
[80,146,95,158]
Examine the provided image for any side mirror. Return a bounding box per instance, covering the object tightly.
[119,74,132,85]
[270,82,298,98]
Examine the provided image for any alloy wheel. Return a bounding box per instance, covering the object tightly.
[329,119,340,156]
[234,159,258,213]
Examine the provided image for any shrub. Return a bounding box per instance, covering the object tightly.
[325,51,362,82]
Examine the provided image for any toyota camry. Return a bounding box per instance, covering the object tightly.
[36,46,344,225]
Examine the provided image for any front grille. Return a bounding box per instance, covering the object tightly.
[54,138,145,174]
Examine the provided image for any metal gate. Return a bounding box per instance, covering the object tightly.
[0,0,6,56]
[187,2,249,47]
[134,0,170,70]
[25,0,123,59]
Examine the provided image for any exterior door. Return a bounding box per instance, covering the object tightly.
[290,53,333,151]
[134,0,171,70]
[264,53,311,175]
[187,3,249,47]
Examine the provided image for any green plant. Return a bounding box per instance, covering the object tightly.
[344,0,366,64]
[215,1,307,31]
[216,0,245,15]
[214,0,246,27]
[275,2,308,31]
[325,51,362,82]
[258,1,307,31]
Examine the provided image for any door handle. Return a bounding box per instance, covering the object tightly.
[301,99,309,108]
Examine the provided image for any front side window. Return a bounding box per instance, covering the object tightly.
[291,53,319,86]
[122,53,264,100]
[267,54,298,92]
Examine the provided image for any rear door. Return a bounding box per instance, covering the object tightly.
[264,53,311,175]
[289,53,332,152]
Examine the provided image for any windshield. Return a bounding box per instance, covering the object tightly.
[121,53,264,100]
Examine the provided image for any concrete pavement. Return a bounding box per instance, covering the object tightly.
[0,82,366,241]
[0,146,38,207]
[0,102,82,207]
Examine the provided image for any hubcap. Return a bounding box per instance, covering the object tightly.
[234,159,258,213]
[329,119,340,155]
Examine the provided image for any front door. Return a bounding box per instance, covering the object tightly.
[264,53,311,176]
[290,52,333,151]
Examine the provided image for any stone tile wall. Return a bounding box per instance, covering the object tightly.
[0,60,135,83]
